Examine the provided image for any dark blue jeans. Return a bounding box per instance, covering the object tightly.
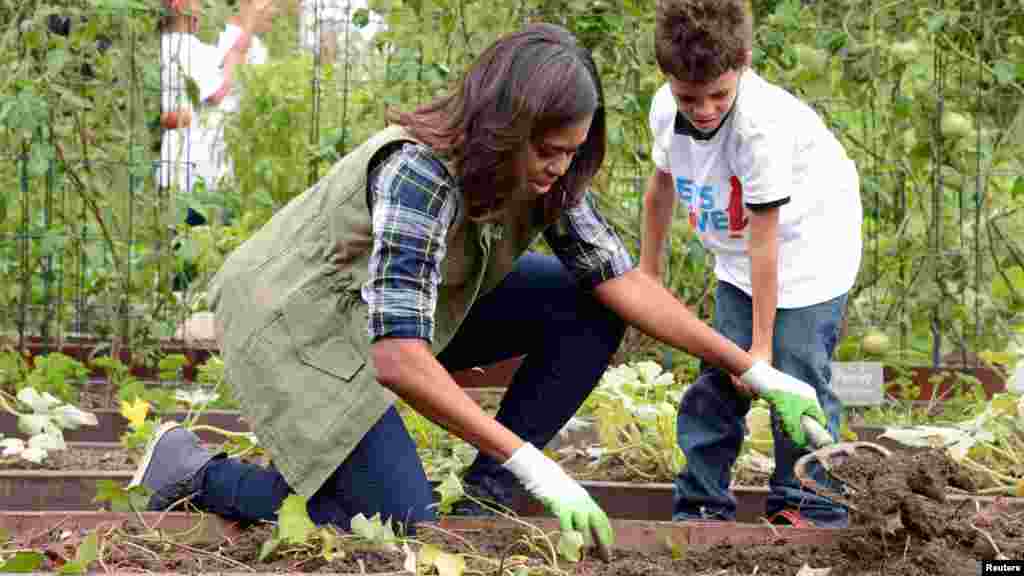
[196,252,625,532]
[673,281,848,527]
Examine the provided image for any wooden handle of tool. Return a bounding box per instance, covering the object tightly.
[801,415,835,448]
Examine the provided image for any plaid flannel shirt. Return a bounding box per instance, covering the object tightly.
[362,142,634,343]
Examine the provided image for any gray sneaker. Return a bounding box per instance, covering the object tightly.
[129,421,222,511]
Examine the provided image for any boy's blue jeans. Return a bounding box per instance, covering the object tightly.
[195,252,625,532]
[673,281,848,527]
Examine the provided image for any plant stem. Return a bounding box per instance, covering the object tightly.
[970,522,1006,560]
[0,392,23,418]
[975,485,1019,496]
[186,424,255,440]
[934,32,1024,99]
[960,456,1017,485]
[981,443,1021,466]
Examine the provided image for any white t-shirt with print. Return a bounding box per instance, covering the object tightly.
[649,69,862,309]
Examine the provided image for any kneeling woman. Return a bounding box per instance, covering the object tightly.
[131,23,826,556]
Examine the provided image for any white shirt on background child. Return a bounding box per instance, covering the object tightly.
[649,68,863,309]
[297,0,381,56]
[158,31,225,194]
[158,27,266,197]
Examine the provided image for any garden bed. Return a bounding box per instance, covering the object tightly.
[0,389,508,443]
[1,443,1021,524]
[0,443,778,518]
[4,462,1023,576]
[2,512,853,575]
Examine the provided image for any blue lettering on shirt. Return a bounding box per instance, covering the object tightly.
[675,177,694,203]
[698,186,714,210]
[673,177,732,232]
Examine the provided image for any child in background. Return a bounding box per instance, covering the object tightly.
[215,3,271,123]
[297,0,344,62]
[157,0,275,222]
[641,0,863,527]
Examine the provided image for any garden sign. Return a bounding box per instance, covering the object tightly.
[830,361,884,406]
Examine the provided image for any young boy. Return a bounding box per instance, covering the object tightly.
[158,0,274,293]
[641,0,863,527]
[157,0,274,207]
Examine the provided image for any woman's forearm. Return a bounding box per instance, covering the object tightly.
[370,338,523,461]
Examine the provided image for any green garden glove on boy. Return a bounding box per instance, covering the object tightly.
[502,442,614,556]
[740,361,828,448]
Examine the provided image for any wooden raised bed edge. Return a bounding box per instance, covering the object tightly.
[2,463,1022,523]
[0,511,854,552]
[882,365,1007,401]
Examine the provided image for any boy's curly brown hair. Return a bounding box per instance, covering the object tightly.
[655,0,753,84]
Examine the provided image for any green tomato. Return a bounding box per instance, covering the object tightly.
[901,128,917,151]
[794,44,828,74]
[240,211,263,232]
[890,40,921,63]
[861,329,891,356]
[941,111,972,140]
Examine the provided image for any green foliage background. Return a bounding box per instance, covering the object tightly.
[0,0,1022,369]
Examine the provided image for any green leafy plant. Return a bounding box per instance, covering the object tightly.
[157,353,189,382]
[93,479,152,514]
[93,356,176,416]
[192,354,240,410]
[0,550,45,573]
[431,475,587,567]
[398,400,476,480]
[0,386,97,464]
[118,395,159,454]
[16,352,88,405]
[0,349,30,392]
[879,392,1024,495]
[117,377,260,460]
[258,494,401,563]
[57,531,99,575]
[572,361,686,481]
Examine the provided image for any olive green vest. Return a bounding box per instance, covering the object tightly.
[208,126,547,499]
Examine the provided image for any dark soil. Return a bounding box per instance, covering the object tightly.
[0,445,266,472]
[814,447,1024,574]
[19,519,843,576]
[0,445,138,471]
[13,448,1021,575]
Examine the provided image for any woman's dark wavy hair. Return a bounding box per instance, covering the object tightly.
[388,23,605,222]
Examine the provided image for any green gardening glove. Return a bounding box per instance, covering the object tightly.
[502,442,614,558]
[739,361,828,448]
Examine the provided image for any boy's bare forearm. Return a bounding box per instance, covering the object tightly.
[747,207,780,357]
[640,170,676,279]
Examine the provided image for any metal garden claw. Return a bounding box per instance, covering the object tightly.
[793,415,893,499]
